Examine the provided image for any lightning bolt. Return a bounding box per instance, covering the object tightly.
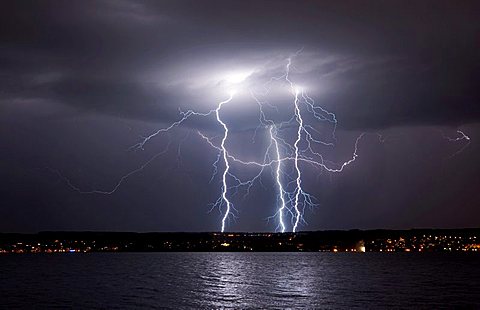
[215,93,235,232]
[292,87,304,232]
[269,126,287,233]
[443,129,471,159]
[444,130,470,142]
[53,50,373,232]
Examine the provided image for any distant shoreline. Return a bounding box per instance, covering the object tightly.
[1,228,479,253]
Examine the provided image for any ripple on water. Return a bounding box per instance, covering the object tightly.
[0,252,479,309]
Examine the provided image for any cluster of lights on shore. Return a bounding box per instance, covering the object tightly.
[56,52,471,233]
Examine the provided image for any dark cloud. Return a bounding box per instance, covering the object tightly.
[1,0,479,232]
[1,0,479,129]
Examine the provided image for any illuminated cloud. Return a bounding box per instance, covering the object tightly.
[0,1,478,232]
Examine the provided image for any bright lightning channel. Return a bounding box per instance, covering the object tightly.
[269,126,287,233]
[215,93,235,232]
[292,87,304,232]
[53,51,374,233]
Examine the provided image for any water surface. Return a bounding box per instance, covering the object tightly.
[1,253,479,309]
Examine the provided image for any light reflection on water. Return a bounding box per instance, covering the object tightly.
[1,252,479,309]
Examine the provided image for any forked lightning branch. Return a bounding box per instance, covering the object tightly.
[54,52,469,232]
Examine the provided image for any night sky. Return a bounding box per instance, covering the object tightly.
[1,0,479,232]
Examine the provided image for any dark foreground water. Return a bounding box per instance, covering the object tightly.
[1,253,479,309]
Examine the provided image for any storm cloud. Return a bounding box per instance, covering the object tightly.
[1,0,479,232]
[1,0,479,128]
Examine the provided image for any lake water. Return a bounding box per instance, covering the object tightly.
[1,253,479,309]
